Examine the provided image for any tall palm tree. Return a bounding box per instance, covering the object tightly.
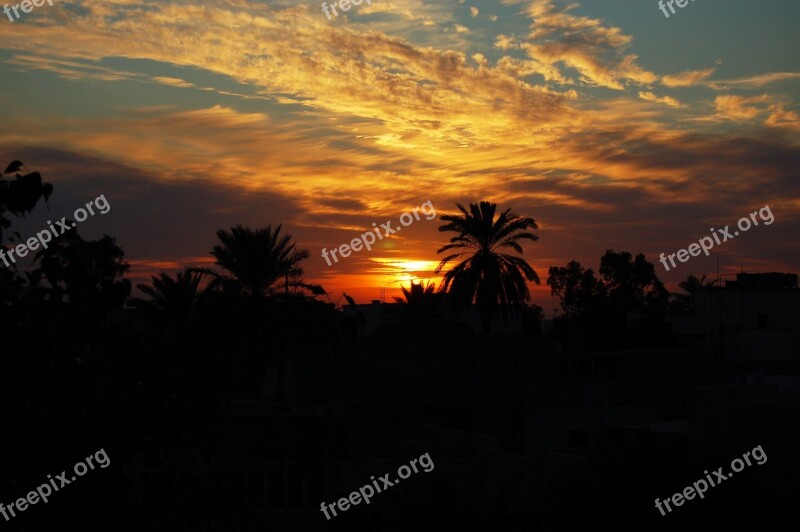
[435,201,540,335]
[193,224,324,400]
[196,224,323,300]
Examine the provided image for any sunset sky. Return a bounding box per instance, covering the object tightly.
[2,0,799,310]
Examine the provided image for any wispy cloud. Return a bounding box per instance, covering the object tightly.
[639,91,680,108]
[662,68,715,88]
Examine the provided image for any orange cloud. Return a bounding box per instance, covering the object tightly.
[662,68,715,88]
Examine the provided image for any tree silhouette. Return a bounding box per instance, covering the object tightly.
[599,249,669,343]
[133,269,210,328]
[670,274,718,314]
[599,250,668,314]
[547,260,610,348]
[196,224,322,300]
[0,160,54,319]
[679,274,716,294]
[548,251,670,349]
[191,224,327,400]
[380,281,447,334]
[435,201,540,335]
[35,228,131,316]
[547,260,607,317]
[0,160,53,244]
[393,280,439,304]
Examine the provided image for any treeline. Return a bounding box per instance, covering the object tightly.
[0,161,702,529]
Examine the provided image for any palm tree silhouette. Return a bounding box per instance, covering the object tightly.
[394,280,439,304]
[192,224,324,400]
[672,274,718,313]
[435,201,540,335]
[195,224,322,299]
[679,274,717,295]
[383,281,447,334]
[134,269,208,327]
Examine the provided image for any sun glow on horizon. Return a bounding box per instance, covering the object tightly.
[369,258,443,287]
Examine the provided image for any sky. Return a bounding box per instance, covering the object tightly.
[1,0,799,311]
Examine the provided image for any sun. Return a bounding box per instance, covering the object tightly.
[370,258,442,287]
